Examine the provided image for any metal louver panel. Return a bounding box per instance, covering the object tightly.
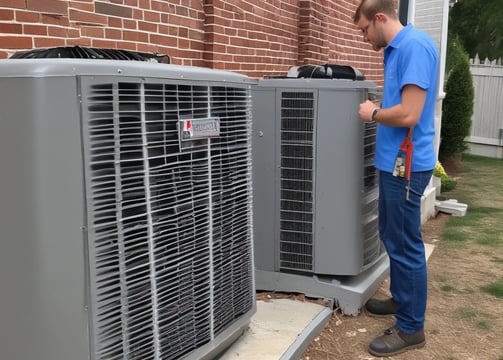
[362,122,380,268]
[277,90,380,274]
[81,78,254,360]
[279,92,315,272]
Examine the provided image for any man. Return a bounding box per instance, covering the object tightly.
[353,0,439,357]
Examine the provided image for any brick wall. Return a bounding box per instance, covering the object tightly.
[0,0,383,82]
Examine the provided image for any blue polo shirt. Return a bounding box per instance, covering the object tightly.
[375,24,439,173]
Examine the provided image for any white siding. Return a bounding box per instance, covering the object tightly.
[413,0,445,48]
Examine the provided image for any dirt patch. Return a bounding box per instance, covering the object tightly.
[299,213,503,360]
[440,155,463,175]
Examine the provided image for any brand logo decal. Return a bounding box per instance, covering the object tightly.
[179,117,220,141]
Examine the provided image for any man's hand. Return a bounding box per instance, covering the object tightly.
[358,99,379,122]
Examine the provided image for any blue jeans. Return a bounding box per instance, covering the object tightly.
[378,170,433,334]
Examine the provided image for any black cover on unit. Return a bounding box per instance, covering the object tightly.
[291,64,365,80]
[10,46,171,63]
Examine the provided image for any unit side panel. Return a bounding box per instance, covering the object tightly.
[313,89,366,275]
[251,87,279,272]
[0,77,90,360]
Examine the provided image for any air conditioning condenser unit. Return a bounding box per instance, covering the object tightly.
[0,58,255,360]
[252,73,389,315]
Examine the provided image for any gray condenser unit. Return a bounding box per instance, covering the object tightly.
[0,58,255,360]
[252,70,389,315]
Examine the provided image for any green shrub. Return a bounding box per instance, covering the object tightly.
[433,161,457,192]
[439,38,474,160]
[441,177,457,192]
[445,34,468,75]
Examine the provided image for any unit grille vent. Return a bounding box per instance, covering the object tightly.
[279,92,315,272]
[362,122,380,267]
[278,91,380,274]
[81,79,253,360]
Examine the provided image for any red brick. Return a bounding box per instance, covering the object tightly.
[178,27,188,38]
[178,38,190,49]
[23,24,47,35]
[0,23,22,33]
[105,28,122,40]
[188,28,204,41]
[90,39,118,48]
[189,39,204,51]
[0,0,25,9]
[15,10,40,22]
[0,0,381,81]
[138,21,157,32]
[33,37,65,48]
[143,11,161,23]
[211,43,226,53]
[67,37,92,46]
[40,13,70,26]
[209,54,231,64]
[150,0,161,11]
[0,9,15,20]
[149,33,177,47]
[80,25,105,38]
[68,2,94,12]
[69,9,107,26]
[117,41,136,51]
[132,8,142,20]
[26,0,68,15]
[175,5,188,17]
[67,28,80,38]
[0,35,32,48]
[123,29,147,42]
[122,18,136,29]
[95,1,132,18]
[48,25,75,37]
[108,17,122,28]
[138,0,149,10]
[158,24,177,37]
[136,42,157,53]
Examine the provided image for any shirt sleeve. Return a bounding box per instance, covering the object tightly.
[399,38,437,91]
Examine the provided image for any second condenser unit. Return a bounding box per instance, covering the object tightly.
[252,69,389,315]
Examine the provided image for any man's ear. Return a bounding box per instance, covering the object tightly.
[375,13,386,24]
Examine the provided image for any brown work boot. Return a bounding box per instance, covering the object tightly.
[368,326,425,357]
[365,298,396,317]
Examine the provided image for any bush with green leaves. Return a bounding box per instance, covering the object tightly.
[433,161,456,192]
[440,39,474,160]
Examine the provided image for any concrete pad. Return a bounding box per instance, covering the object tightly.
[220,244,435,360]
[255,254,390,316]
[220,298,332,360]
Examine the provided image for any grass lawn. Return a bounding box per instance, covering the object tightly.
[433,154,503,359]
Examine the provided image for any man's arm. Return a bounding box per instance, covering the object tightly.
[359,84,427,127]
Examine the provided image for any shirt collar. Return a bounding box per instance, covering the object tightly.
[386,23,413,50]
